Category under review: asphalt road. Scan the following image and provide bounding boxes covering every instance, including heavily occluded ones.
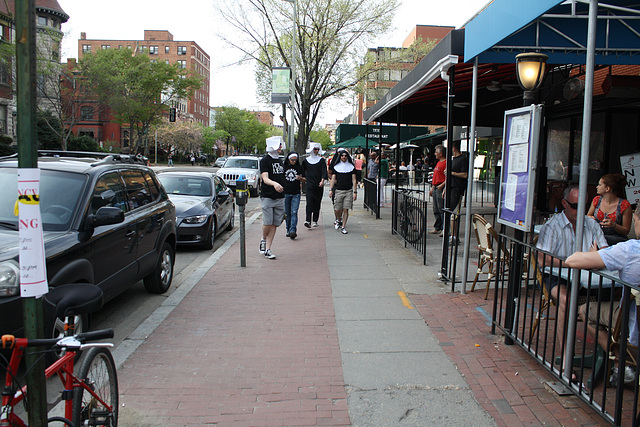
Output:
[92,164,262,347]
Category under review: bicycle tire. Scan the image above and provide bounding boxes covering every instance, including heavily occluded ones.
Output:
[72,347,119,427]
[404,205,426,244]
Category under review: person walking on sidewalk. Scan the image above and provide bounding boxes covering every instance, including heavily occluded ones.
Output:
[259,136,285,259]
[302,142,328,229]
[377,152,389,207]
[428,144,446,236]
[329,148,347,228]
[283,151,304,239]
[329,150,357,234]
[446,140,468,243]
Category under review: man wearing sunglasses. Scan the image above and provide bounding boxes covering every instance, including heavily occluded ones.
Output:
[536,184,608,378]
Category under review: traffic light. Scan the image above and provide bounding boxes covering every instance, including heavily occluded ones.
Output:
[169,107,176,122]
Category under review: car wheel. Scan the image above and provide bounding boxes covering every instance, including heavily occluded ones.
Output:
[226,205,235,231]
[203,217,216,250]
[143,242,174,293]
[49,312,88,362]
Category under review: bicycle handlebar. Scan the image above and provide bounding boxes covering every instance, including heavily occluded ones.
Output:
[1,328,114,349]
[399,188,424,194]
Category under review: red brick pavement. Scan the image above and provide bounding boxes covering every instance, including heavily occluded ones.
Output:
[410,292,608,427]
[117,215,350,426]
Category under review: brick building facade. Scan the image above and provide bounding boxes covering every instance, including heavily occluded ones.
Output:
[77,30,210,127]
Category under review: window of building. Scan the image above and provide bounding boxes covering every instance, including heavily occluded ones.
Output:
[177,46,187,55]
[82,45,91,53]
[101,45,110,50]
[37,16,47,26]
[149,46,158,54]
[118,45,123,49]
[0,61,9,85]
[165,60,170,65]
[81,106,94,120]
[0,105,6,135]
[138,46,146,53]
[165,46,170,54]
[177,60,186,69]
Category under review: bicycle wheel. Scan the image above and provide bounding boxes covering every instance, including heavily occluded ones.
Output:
[72,347,118,427]
[404,205,426,244]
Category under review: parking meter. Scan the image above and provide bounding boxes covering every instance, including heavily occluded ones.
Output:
[236,175,248,266]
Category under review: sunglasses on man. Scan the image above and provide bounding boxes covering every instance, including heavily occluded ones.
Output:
[563,199,579,209]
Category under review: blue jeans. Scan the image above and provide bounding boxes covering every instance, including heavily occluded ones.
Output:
[284,193,301,232]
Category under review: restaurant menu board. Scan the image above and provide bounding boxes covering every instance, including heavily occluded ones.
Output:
[497,105,543,232]
[620,152,640,206]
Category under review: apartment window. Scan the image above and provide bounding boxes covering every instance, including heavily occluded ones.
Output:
[0,61,9,85]
[82,45,91,53]
[139,46,146,53]
[177,46,187,55]
[165,60,170,65]
[101,45,110,50]
[165,46,170,54]
[118,45,123,49]
[37,16,47,26]
[81,106,94,120]
[149,46,158,55]
[177,60,186,69]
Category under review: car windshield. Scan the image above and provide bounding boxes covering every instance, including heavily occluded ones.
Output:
[224,158,258,169]
[159,175,212,197]
[0,168,86,231]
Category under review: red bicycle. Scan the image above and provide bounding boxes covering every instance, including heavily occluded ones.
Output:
[1,284,118,426]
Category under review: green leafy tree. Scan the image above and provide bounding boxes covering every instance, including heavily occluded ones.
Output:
[80,48,203,155]
[214,106,269,154]
[309,127,331,150]
[37,111,63,150]
[216,0,399,154]
[67,135,105,152]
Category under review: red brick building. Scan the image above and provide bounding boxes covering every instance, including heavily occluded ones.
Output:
[356,25,454,125]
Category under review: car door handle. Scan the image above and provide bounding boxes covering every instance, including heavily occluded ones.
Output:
[125,230,136,238]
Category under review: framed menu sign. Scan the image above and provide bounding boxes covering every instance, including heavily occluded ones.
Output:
[497,104,543,232]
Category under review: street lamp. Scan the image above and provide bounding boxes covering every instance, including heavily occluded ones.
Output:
[515,52,548,102]
[283,0,297,152]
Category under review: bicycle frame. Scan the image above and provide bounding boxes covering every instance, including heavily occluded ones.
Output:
[1,337,113,427]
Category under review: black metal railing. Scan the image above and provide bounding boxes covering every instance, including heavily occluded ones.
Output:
[492,235,640,426]
[391,188,429,264]
[363,178,378,216]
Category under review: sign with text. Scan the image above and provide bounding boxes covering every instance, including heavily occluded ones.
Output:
[497,105,543,232]
[17,168,48,297]
[271,67,291,104]
[620,152,640,205]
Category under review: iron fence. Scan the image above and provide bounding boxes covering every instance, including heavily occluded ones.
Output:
[391,188,429,264]
[491,234,640,426]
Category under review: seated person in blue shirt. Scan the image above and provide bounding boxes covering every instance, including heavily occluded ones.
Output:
[566,205,640,387]
[536,185,608,379]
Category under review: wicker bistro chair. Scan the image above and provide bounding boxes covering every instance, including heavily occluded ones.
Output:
[470,214,511,300]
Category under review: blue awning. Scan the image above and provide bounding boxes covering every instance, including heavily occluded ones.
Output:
[464,0,565,62]
[464,0,640,65]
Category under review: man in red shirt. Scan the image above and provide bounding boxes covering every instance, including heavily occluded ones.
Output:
[428,144,446,235]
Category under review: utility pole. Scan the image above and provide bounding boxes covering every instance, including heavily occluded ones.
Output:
[16,0,48,424]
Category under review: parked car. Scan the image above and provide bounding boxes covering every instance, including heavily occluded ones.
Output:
[0,152,177,338]
[215,155,261,196]
[214,156,229,168]
[157,171,235,249]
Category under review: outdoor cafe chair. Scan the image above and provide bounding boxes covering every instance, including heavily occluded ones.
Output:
[470,214,510,300]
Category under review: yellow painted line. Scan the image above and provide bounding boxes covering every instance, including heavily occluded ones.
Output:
[364,234,368,238]
[397,291,414,309]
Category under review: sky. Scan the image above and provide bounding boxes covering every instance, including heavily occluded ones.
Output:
[57,0,490,126]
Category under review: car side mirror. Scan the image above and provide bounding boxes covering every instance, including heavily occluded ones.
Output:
[87,206,125,228]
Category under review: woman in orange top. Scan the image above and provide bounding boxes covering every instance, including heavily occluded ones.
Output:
[587,173,631,245]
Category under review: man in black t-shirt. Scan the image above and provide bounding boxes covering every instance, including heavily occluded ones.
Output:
[328,151,357,234]
[282,151,304,239]
[259,136,286,259]
[446,140,468,243]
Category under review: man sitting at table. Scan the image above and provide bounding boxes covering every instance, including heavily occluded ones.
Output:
[566,205,640,386]
[536,185,608,378]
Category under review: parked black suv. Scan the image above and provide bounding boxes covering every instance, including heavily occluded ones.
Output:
[0,152,177,338]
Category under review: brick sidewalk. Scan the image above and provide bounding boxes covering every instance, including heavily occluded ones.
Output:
[117,214,350,426]
[410,292,607,426]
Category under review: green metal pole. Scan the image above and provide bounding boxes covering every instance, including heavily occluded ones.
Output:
[16,0,48,424]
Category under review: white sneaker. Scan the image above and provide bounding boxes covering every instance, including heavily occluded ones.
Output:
[312,222,318,227]
[259,239,266,255]
[341,227,348,234]
[304,221,311,228]
[334,220,342,230]
[264,249,276,259]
